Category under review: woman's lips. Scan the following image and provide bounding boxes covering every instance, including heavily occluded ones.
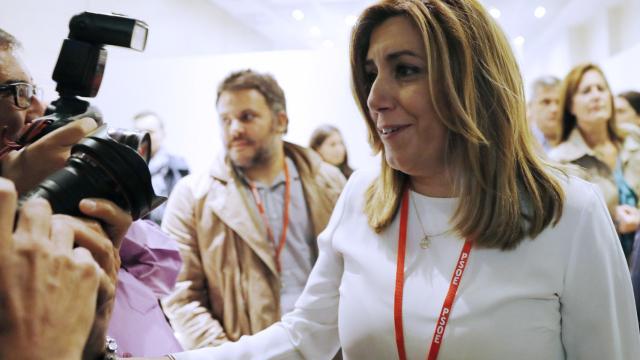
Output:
[378,124,411,137]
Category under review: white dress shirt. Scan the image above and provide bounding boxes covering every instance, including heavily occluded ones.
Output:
[174,168,640,360]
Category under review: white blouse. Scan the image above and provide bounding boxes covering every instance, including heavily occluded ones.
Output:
[174,169,640,360]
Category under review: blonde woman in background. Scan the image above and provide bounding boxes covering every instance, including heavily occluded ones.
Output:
[137,1,639,359]
[550,64,640,260]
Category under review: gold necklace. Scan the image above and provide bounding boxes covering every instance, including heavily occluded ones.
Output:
[410,192,451,249]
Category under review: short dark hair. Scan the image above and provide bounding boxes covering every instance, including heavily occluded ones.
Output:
[0,28,21,51]
[619,91,640,116]
[216,69,287,115]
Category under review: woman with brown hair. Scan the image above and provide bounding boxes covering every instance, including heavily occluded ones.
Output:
[549,63,640,260]
[309,124,354,179]
[140,1,639,359]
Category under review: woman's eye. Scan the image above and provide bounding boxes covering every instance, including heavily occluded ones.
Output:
[396,64,421,78]
[364,71,377,89]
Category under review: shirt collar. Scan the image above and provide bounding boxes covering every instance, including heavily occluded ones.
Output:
[551,128,597,163]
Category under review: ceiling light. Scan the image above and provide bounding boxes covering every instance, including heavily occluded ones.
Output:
[513,36,525,46]
[292,9,304,21]
[310,26,322,37]
[534,6,546,18]
[489,8,501,19]
[322,40,334,48]
[345,15,358,26]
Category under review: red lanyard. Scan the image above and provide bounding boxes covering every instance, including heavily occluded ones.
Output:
[394,189,472,360]
[248,159,290,273]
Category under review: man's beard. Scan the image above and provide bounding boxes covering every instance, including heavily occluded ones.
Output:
[228,136,276,170]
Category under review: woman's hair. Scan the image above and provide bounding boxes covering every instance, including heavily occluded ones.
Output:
[350,0,564,250]
[558,63,621,143]
[309,124,354,178]
[619,91,640,116]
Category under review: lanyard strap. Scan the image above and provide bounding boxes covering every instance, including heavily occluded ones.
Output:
[248,159,290,273]
[394,189,472,360]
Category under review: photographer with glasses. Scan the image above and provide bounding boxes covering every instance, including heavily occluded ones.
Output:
[0,28,138,360]
[1,27,184,358]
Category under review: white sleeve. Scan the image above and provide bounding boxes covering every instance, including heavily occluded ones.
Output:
[171,174,352,360]
[561,183,640,359]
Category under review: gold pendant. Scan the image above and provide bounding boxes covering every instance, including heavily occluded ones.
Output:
[419,236,430,249]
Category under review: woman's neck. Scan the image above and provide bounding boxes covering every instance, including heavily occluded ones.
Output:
[579,123,610,148]
[409,169,455,198]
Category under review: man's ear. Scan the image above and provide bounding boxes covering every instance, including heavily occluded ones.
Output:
[275,111,288,134]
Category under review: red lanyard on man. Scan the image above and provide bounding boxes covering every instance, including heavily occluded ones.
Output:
[394,188,473,360]
[248,159,291,273]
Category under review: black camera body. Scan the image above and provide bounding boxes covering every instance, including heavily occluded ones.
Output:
[18,12,165,220]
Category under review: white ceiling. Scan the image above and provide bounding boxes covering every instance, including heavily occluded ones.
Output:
[206,0,573,51]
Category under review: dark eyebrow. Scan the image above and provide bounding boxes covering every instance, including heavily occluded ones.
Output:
[387,50,423,61]
[365,50,424,67]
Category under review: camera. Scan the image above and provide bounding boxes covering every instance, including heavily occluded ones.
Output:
[15,12,165,220]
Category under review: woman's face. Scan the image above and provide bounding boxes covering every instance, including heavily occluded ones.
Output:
[571,69,613,133]
[365,16,447,178]
[316,131,346,166]
[615,96,640,127]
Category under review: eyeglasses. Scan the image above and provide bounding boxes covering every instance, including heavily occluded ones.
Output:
[0,82,44,110]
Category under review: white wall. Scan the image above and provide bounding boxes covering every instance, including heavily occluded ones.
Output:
[520,0,640,95]
[1,0,273,85]
[95,49,372,174]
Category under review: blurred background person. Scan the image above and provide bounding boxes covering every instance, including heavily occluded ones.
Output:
[615,91,640,127]
[527,76,561,152]
[550,63,640,260]
[309,124,354,179]
[133,111,189,225]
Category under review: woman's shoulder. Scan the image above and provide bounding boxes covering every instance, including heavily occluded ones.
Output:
[345,166,380,188]
[555,173,606,216]
[333,166,380,211]
[548,128,594,164]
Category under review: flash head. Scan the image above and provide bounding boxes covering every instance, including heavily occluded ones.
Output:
[52,12,148,98]
[69,12,149,51]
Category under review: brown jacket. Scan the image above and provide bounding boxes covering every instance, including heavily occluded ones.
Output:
[549,127,640,215]
[161,142,346,349]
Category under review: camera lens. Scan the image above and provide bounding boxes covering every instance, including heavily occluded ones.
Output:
[21,125,165,220]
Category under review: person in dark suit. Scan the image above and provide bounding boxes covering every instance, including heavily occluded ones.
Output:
[133,111,189,225]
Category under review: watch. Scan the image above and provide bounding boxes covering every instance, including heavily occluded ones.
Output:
[103,336,118,360]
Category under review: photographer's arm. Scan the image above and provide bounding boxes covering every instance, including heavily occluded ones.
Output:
[161,178,231,348]
[0,117,97,194]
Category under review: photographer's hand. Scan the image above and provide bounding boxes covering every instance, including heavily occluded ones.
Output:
[0,178,104,360]
[0,117,98,194]
[54,198,132,360]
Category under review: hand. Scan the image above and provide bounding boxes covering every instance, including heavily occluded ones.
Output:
[0,117,98,195]
[55,198,132,360]
[0,178,103,360]
[615,204,640,234]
